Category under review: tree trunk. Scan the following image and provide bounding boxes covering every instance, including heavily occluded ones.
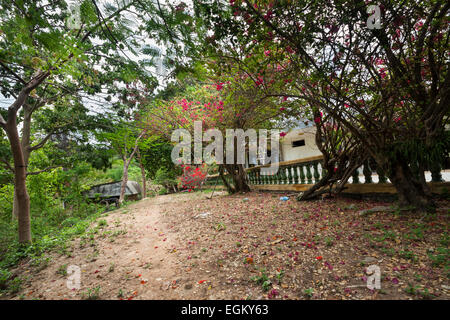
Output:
[5,118,31,243]
[383,158,435,212]
[117,130,146,205]
[136,148,146,198]
[0,71,49,242]
[234,164,251,192]
[298,168,334,200]
[12,105,32,220]
[418,162,432,196]
[223,164,251,193]
[219,165,235,194]
[118,158,130,205]
[12,193,19,221]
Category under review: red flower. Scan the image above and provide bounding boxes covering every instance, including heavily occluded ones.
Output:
[280,132,287,137]
[315,256,323,260]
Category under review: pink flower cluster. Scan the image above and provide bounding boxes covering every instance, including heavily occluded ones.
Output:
[179,163,208,191]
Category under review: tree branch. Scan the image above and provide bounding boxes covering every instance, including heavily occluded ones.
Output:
[7,71,50,118]
[26,166,61,176]
[0,158,14,173]
[127,129,147,165]
[0,114,6,128]
[28,130,55,152]
[0,59,27,85]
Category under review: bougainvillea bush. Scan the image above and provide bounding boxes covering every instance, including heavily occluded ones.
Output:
[178,163,208,191]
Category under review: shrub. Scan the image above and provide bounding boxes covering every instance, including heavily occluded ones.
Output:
[0,268,11,290]
[0,268,21,295]
[0,184,14,221]
[178,163,207,191]
[61,217,81,228]
[158,187,168,195]
[154,168,178,191]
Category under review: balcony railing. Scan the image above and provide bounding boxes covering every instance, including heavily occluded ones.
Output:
[205,155,449,194]
[246,155,325,185]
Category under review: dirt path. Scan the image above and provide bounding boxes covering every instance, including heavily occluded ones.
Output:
[11,192,450,300]
[14,193,217,300]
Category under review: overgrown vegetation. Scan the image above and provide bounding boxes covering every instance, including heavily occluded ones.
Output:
[0,0,448,301]
[0,158,146,296]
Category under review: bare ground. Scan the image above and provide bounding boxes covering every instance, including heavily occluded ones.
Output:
[8,191,450,300]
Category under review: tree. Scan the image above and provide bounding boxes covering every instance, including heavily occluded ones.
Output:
[185,0,449,211]
[136,147,147,198]
[99,123,147,205]
[139,138,180,181]
[141,76,296,193]
[0,0,159,242]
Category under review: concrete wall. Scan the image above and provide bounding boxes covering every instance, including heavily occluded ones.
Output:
[280,126,322,161]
